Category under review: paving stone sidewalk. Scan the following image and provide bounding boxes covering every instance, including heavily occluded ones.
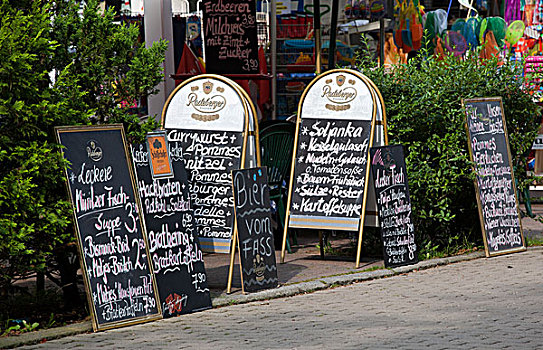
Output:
[2,204,542,349]
[16,248,543,349]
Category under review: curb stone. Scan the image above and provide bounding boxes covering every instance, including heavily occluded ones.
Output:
[2,247,540,349]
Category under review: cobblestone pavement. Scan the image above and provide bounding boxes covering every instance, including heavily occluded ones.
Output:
[22,249,543,349]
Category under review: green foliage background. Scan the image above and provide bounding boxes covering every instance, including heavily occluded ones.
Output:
[0,0,167,295]
[357,48,540,257]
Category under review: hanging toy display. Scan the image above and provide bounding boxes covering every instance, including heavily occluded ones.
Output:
[394,0,424,53]
[506,20,527,45]
[444,31,469,56]
[370,0,387,20]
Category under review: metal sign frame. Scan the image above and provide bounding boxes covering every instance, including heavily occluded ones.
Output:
[161,74,261,293]
[279,69,387,268]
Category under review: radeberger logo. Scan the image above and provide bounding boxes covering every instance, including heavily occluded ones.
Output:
[187,80,226,121]
[322,74,357,111]
[86,140,103,162]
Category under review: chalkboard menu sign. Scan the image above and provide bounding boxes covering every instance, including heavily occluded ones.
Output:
[463,98,526,256]
[289,118,372,223]
[286,70,376,232]
[166,129,243,253]
[232,167,278,293]
[131,136,212,318]
[56,125,161,331]
[202,0,260,74]
[370,145,417,268]
[163,75,255,253]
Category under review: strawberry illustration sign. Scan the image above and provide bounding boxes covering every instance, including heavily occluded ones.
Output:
[202,0,260,74]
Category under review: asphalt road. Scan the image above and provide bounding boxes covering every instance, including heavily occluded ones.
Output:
[22,249,543,349]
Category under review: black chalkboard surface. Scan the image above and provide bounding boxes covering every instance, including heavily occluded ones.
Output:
[202,0,260,74]
[289,118,372,230]
[232,167,278,293]
[370,145,417,268]
[463,98,526,256]
[131,139,212,318]
[167,129,243,253]
[56,125,161,331]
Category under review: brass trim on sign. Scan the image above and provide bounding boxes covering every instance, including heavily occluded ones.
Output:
[279,69,381,266]
[462,97,526,257]
[54,124,162,332]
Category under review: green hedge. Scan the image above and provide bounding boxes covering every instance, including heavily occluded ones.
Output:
[0,0,166,297]
[357,49,540,257]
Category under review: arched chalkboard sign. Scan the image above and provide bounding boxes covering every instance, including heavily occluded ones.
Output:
[281,69,384,267]
[161,75,260,254]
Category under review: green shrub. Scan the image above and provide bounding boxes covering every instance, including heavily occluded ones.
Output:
[357,46,540,258]
[0,0,166,301]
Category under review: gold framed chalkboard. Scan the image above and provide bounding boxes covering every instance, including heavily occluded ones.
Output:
[463,97,526,257]
[356,75,390,267]
[161,74,260,255]
[161,74,262,293]
[56,124,162,331]
[280,69,386,268]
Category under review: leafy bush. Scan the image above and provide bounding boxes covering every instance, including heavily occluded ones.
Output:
[0,0,166,303]
[357,46,540,257]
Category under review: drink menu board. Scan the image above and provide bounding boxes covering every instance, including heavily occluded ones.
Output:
[131,135,212,318]
[370,145,417,268]
[202,0,260,74]
[463,98,526,256]
[232,167,278,293]
[166,129,243,253]
[56,125,161,331]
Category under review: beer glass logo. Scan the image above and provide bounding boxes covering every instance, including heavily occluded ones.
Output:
[86,140,103,162]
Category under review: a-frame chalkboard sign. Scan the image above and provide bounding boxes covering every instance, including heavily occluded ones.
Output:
[462,97,526,257]
[280,69,388,268]
[370,145,418,268]
[56,125,162,331]
[161,74,260,255]
[130,132,212,318]
[231,167,279,294]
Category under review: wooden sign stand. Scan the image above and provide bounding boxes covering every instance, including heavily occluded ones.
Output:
[56,124,162,331]
[279,69,389,268]
[462,97,526,257]
[160,74,261,294]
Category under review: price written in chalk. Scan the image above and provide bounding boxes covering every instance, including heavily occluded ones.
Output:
[57,127,161,330]
[202,0,260,74]
[131,141,212,318]
[464,98,525,255]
